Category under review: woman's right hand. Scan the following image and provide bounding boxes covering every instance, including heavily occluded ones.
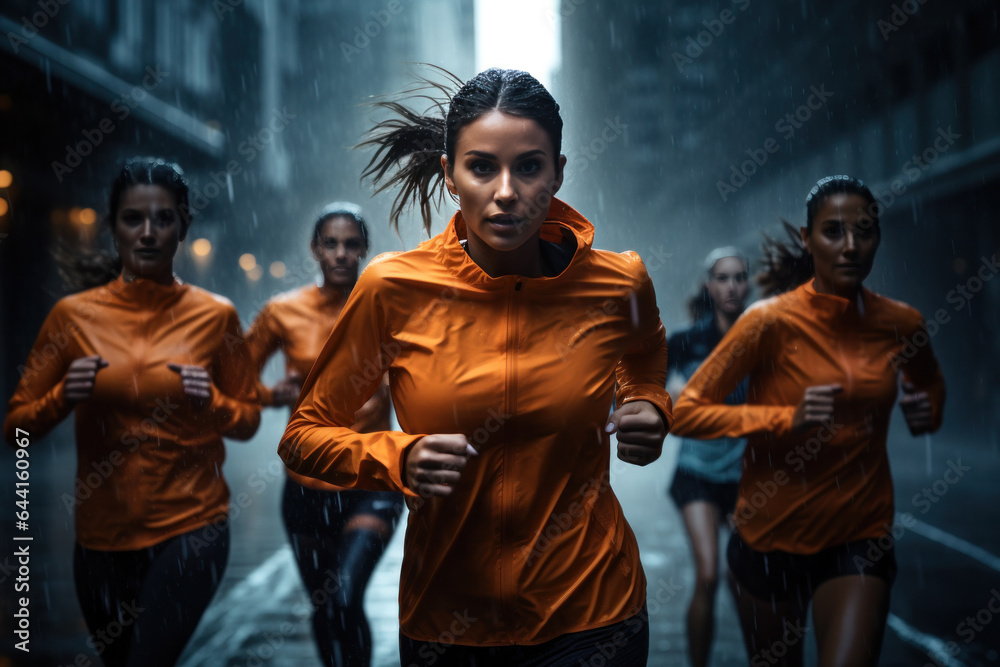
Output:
[63,355,108,405]
[270,372,303,406]
[404,434,477,498]
[791,384,842,433]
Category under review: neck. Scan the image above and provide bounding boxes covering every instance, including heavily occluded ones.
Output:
[122,268,174,286]
[714,308,740,335]
[811,274,862,301]
[465,234,544,279]
[319,280,353,301]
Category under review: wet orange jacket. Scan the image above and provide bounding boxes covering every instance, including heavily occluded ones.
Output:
[4,276,260,550]
[672,279,945,554]
[247,284,347,407]
[279,199,673,645]
[246,284,390,492]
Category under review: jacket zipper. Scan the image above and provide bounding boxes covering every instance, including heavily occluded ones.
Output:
[500,278,522,642]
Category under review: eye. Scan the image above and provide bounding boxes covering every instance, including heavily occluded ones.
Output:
[823,224,844,238]
[155,209,177,226]
[518,159,541,175]
[471,160,494,175]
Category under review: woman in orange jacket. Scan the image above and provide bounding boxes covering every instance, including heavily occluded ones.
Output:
[672,175,945,666]
[277,68,673,665]
[4,158,260,666]
[246,202,401,667]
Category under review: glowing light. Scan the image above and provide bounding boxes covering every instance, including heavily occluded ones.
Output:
[0,199,8,216]
[239,253,257,271]
[68,207,82,224]
[0,170,12,188]
[192,238,212,257]
[269,261,286,278]
[247,265,264,281]
[79,208,97,225]
[475,0,561,90]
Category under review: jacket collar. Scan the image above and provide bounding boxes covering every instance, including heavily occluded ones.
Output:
[103,273,186,309]
[799,278,870,323]
[434,197,594,287]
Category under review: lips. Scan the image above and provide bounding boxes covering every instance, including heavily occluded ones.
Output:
[488,214,522,225]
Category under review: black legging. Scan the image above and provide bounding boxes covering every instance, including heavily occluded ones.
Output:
[282,478,403,667]
[73,520,230,666]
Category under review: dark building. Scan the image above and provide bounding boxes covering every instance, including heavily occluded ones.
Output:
[556,0,1000,442]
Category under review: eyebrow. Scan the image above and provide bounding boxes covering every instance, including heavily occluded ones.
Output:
[464,149,547,160]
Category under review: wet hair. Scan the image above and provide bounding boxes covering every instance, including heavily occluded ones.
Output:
[756,175,879,297]
[310,201,370,251]
[57,157,191,291]
[358,66,563,234]
[687,248,750,322]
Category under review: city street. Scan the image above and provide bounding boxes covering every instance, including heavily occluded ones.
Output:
[2,407,998,666]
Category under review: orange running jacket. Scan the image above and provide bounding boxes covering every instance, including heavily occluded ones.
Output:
[246,283,390,491]
[4,276,260,550]
[672,279,945,554]
[278,199,674,645]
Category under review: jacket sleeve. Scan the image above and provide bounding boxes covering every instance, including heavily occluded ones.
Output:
[899,313,946,433]
[3,302,78,445]
[208,305,261,440]
[245,302,283,406]
[672,303,796,439]
[614,254,674,429]
[278,265,423,494]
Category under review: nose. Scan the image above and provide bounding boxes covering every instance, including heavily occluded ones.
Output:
[139,218,156,243]
[494,169,517,206]
[843,230,858,256]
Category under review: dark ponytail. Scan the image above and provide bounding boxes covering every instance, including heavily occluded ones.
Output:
[358,66,563,234]
[756,175,879,296]
[56,157,192,291]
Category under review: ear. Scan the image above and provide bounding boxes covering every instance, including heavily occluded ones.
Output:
[551,154,568,195]
[441,154,457,195]
[799,226,811,254]
[179,224,188,243]
[310,239,322,262]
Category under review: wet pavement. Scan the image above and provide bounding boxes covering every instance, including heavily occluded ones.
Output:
[1,408,999,666]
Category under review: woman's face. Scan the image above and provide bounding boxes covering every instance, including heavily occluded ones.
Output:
[114,184,186,284]
[705,256,749,316]
[442,111,566,268]
[801,192,880,298]
[311,215,366,287]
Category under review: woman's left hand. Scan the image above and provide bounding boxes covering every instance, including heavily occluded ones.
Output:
[899,382,934,435]
[168,363,213,409]
[607,400,668,466]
